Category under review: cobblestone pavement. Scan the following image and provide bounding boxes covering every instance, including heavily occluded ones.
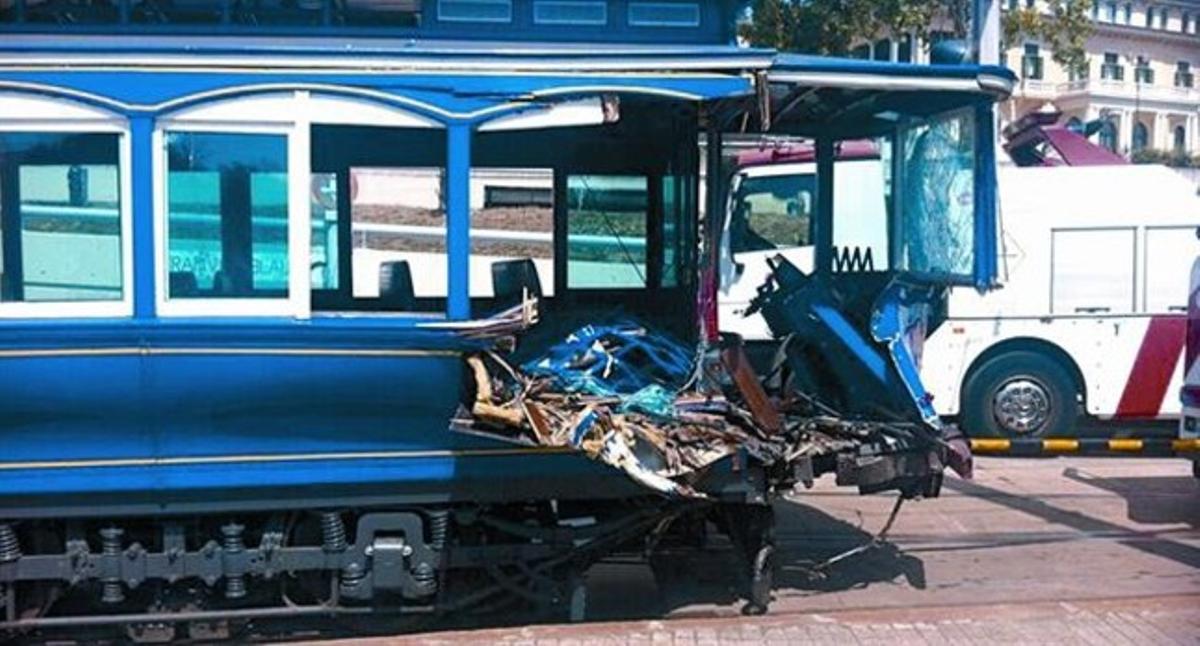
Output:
[315,456,1200,645]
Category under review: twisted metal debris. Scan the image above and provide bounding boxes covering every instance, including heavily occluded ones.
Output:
[455,319,952,498]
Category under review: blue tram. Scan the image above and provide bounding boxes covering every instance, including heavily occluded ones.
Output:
[0,1,1015,636]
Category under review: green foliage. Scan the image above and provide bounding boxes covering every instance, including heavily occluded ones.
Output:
[1001,5,1041,50]
[1130,148,1200,168]
[742,0,1093,66]
[740,0,957,56]
[1041,0,1093,74]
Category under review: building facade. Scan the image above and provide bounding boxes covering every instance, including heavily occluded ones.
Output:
[1003,0,1200,159]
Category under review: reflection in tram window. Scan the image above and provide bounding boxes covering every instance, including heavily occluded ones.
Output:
[566,174,648,289]
[0,132,123,303]
[470,168,554,300]
[348,167,446,305]
[165,132,289,299]
[310,172,340,291]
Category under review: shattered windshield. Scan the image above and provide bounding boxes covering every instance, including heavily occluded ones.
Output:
[897,109,977,278]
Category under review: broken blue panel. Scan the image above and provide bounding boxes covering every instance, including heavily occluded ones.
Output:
[522,321,693,397]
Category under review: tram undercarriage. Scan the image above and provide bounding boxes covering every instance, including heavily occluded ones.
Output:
[0,463,939,642]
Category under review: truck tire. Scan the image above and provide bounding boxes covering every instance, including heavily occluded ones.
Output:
[961,350,1079,439]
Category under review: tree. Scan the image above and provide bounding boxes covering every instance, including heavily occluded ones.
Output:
[740,0,968,56]
[742,0,1093,66]
[1041,0,1093,77]
[739,0,799,52]
[1001,4,1041,50]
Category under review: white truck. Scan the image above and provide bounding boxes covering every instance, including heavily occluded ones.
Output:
[720,147,1200,438]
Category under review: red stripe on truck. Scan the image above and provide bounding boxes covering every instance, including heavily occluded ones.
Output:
[1114,316,1187,419]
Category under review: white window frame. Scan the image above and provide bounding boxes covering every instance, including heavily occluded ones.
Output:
[0,99,133,319]
[533,1,607,25]
[154,90,444,319]
[437,0,512,23]
[154,121,308,318]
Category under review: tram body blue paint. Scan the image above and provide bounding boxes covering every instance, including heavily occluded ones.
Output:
[0,18,1014,515]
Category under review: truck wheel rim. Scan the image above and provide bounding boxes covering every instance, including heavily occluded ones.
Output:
[992,378,1051,436]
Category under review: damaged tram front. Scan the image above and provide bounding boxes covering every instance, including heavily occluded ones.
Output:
[0,33,1014,636]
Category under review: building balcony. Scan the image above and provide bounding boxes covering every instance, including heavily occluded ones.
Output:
[1012,78,1059,100]
[1057,78,1200,106]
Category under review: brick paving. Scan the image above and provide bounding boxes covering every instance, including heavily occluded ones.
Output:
[366,595,1200,645]
[309,456,1200,645]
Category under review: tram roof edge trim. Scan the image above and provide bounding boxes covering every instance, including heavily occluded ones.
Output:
[0,35,777,73]
[769,54,1017,99]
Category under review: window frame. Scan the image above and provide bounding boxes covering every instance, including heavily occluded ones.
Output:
[154,120,310,318]
[0,120,134,319]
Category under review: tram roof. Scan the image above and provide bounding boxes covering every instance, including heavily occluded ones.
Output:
[0,36,1016,127]
[0,36,1014,89]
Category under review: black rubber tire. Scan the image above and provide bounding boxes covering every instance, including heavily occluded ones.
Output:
[961,350,1079,439]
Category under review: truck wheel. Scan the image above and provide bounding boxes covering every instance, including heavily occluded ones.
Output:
[962,351,1078,439]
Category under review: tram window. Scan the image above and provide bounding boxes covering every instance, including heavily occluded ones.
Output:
[831,146,891,272]
[349,167,447,306]
[566,175,648,289]
[437,0,512,22]
[897,110,976,278]
[0,132,123,304]
[470,168,554,298]
[661,174,694,288]
[165,132,289,299]
[344,0,422,26]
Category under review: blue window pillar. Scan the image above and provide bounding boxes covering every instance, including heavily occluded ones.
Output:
[131,113,156,319]
[446,122,472,320]
[973,103,998,290]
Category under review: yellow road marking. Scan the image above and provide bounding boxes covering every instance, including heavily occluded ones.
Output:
[1173,438,1200,453]
[1041,439,1080,452]
[1107,439,1144,452]
[970,439,1011,453]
